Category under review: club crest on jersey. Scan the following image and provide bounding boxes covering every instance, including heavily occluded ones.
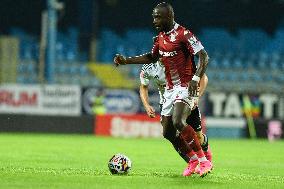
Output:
[169,33,177,42]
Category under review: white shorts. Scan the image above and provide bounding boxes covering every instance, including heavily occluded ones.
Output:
[161,86,198,116]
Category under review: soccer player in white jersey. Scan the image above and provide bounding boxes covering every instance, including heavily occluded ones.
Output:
[139,61,212,167]
[114,2,212,176]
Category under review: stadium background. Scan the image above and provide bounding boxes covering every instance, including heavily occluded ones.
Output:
[0,0,283,139]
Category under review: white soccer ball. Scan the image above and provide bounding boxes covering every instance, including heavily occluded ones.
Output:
[108,153,132,174]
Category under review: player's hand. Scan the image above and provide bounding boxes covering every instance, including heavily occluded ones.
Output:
[188,80,199,97]
[145,105,156,118]
[113,54,127,66]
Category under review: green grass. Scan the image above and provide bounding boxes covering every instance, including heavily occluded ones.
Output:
[0,133,284,189]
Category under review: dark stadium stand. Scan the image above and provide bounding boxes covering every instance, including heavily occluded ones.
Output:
[7,27,284,93]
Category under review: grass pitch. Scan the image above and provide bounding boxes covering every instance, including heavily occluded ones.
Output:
[0,133,283,189]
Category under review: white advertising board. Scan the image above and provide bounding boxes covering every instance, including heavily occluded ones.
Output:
[0,84,81,116]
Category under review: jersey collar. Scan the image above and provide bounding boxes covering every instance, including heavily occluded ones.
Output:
[165,22,179,35]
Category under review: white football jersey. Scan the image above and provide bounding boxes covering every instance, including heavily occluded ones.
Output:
[140,62,166,104]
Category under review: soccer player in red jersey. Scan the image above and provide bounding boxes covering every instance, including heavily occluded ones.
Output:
[114,2,212,177]
[139,62,212,166]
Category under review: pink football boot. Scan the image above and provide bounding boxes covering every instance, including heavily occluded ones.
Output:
[199,160,213,177]
[183,159,199,176]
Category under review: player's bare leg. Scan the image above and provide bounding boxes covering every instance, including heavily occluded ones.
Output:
[196,131,212,162]
[172,102,212,177]
[186,107,212,161]
[194,131,213,174]
[186,107,213,168]
[194,130,212,163]
[161,116,190,163]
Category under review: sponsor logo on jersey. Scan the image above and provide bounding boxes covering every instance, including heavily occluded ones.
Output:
[159,50,177,57]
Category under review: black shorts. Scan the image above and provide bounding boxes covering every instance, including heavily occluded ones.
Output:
[160,104,202,132]
[186,107,202,132]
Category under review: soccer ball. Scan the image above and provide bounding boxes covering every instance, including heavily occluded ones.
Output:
[108,153,132,174]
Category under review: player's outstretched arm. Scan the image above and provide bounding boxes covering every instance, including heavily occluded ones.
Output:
[114,53,157,66]
[139,84,156,118]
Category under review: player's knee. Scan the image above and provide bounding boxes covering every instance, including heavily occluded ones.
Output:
[172,118,185,131]
[161,116,169,127]
[161,118,176,142]
[162,130,175,142]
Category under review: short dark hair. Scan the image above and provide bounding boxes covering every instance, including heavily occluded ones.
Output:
[156,2,172,9]
[155,2,174,17]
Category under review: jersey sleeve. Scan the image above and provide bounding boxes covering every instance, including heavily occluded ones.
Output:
[151,36,159,60]
[140,68,150,86]
[182,30,204,55]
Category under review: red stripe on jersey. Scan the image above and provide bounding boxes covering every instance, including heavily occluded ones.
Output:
[163,59,174,88]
